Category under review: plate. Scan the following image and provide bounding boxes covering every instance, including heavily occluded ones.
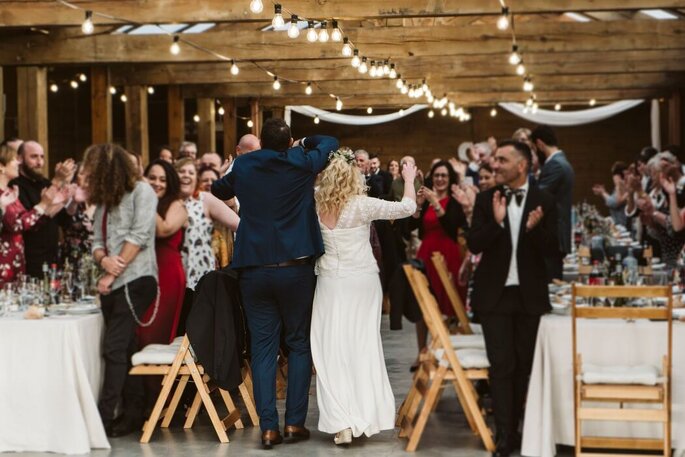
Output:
[65,304,100,315]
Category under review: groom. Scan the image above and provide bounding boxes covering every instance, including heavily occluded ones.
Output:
[212,119,339,449]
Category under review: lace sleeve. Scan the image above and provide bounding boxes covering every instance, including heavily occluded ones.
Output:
[359,196,416,224]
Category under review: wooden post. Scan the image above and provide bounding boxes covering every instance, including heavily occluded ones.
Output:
[220,98,237,158]
[668,89,681,147]
[0,68,4,142]
[250,98,262,136]
[167,85,184,153]
[91,66,112,144]
[197,98,216,154]
[16,66,49,168]
[124,85,149,165]
[271,107,284,120]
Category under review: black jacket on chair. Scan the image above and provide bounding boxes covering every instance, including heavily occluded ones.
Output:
[467,185,558,315]
[186,268,247,391]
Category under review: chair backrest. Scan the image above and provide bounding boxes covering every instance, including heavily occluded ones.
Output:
[431,251,473,334]
[571,284,673,384]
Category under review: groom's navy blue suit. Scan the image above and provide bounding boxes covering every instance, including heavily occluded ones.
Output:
[212,135,339,431]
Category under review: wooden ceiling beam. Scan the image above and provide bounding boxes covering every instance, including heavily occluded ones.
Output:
[3,20,685,65]
[1,1,683,27]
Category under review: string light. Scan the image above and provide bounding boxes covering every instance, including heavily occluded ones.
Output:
[395,77,403,89]
[341,37,353,57]
[589,98,596,106]
[249,0,264,14]
[272,76,281,90]
[306,21,318,42]
[170,36,181,55]
[350,49,361,67]
[247,119,254,128]
[218,106,225,115]
[78,73,87,82]
[147,86,155,95]
[287,15,300,38]
[399,108,405,115]
[523,76,534,92]
[335,97,343,111]
[383,61,390,76]
[109,86,116,95]
[367,107,373,114]
[358,57,368,74]
[421,79,429,92]
[70,80,78,89]
[554,103,562,111]
[531,102,539,113]
[314,115,320,124]
[50,83,58,93]
[331,20,342,42]
[508,44,521,65]
[497,7,510,30]
[81,10,94,34]
[400,83,408,94]
[389,65,398,79]
[516,62,525,76]
[490,108,498,117]
[121,94,128,103]
[272,4,285,28]
[428,110,435,118]
[319,21,329,42]
[305,82,313,95]
[368,61,376,77]
[441,108,448,116]
[526,96,534,107]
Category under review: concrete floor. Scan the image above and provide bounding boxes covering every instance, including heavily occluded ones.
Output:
[13,319,506,457]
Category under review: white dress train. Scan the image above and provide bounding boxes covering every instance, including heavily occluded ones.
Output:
[311,195,416,437]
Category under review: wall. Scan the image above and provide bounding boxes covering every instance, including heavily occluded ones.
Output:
[291,103,653,205]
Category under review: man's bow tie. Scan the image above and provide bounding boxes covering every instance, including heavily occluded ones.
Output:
[504,187,526,206]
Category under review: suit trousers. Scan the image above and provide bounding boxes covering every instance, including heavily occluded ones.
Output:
[240,264,316,431]
[98,275,156,426]
[479,286,541,438]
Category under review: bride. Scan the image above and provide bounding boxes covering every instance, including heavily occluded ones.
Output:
[311,148,417,445]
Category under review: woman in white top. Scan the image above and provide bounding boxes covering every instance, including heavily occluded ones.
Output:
[311,149,417,445]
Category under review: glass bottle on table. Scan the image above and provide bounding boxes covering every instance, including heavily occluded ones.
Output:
[622,247,639,285]
[589,261,602,286]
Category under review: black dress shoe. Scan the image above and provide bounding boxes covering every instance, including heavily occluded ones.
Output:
[283,425,310,442]
[492,433,513,457]
[108,417,142,438]
[261,430,283,449]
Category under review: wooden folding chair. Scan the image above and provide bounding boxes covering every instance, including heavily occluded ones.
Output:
[577,246,592,276]
[397,264,495,452]
[431,251,478,335]
[129,335,258,443]
[572,285,672,457]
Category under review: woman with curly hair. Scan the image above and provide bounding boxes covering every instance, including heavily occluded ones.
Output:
[311,148,417,445]
[85,143,159,437]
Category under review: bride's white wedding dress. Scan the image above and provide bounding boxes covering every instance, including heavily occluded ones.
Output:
[311,195,416,437]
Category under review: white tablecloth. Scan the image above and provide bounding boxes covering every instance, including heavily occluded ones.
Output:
[522,314,684,457]
[0,312,110,454]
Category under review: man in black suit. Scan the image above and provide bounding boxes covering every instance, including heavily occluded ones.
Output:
[531,125,574,281]
[370,153,393,197]
[467,140,558,457]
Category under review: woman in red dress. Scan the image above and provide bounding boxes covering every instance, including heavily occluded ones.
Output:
[138,159,187,346]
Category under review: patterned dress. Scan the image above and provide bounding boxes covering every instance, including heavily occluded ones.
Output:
[182,192,216,290]
[60,203,95,270]
[0,200,46,285]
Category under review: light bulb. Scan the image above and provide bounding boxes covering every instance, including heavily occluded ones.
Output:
[441,108,448,116]
[82,10,94,35]
[428,110,434,118]
[351,49,360,67]
[526,97,534,107]
[319,21,329,42]
[218,106,225,116]
[416,87,424,98]
[421,80,428,92]
[306,21,318,42]
[358,57,368,74]
[314,115,320,124]
[305,82,312,95]
[193,114,199,122]
[50,83,58,93]
[399,108,405,115]
[389,64,397,79]
[367,107,373,114]
[523,77,534,92]
[230,61,240,75]
[508,44,521,65]
[383,61,390,75]
[341,37,353,57]
[554,103,562,111]
[331,20,342,42]
[432,100,440,108]
[78,73,87,82]
[408,86,415,98]
[427,94,434,103]
[490,108,497,117]
[369,62,377,77]
[272,4,285,27]
[516,62,526,76]
[70,80,78,89]
[273,76,281,90]
[288,15,300,38]
[147,86,155,95]
[531,103,539,113]
[247,119,254,128]
[121,94,128,103]
[395,78,403,89]
[401,85,408,94]
[249,0,264,14]
[336,98,343,111]
[497,7,510,30]
[109,86,116,95]
[170,36,181,55]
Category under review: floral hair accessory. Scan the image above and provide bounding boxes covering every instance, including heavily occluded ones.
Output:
[330,147,355,165]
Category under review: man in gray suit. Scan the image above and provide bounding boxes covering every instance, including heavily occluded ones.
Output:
[531,126,575,281]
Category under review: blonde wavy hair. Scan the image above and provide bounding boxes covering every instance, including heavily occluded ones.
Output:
[315,148,367,217]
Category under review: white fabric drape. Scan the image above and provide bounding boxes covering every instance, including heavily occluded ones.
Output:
[498,100,644,127]
[651,99,661,150]
[286,105,428,126]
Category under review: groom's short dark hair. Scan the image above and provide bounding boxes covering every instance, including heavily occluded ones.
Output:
[261,118,291,152]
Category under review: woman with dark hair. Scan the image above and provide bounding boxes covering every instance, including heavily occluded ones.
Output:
[592,161,628,226]
[85,143,158,437]
[198,165,220,192]
[61,163,96,270]
[139,159,188,347]
[386,159,400,181]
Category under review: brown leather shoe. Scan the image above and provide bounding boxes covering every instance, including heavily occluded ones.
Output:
[283,425,310,442]
[261,430,283,449]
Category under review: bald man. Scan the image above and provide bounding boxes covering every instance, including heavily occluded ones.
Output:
[226,134,261,175]
[391,155,422,202]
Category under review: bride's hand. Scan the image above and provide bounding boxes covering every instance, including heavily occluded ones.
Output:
[401,162,417,183]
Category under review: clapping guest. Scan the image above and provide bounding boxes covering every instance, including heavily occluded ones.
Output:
[197,165,232,267]
[86,144,158,437]
[139,160,187,347]
[61,164,96,269]
[174,158,239,335]
[592,162,628,226]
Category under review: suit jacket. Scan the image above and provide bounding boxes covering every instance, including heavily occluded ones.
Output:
[537,151,574,254]
[366,173,386,199]
[211,135,339,268]
[467,185,558,315]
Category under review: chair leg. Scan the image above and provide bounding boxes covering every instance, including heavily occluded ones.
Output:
[184,391,203,429]
[218,388,244,429]
[186,359,229,443]
[161,375,189,428]
[406,366,446,452]
[239,381,259,426]
[452,379,478,434]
